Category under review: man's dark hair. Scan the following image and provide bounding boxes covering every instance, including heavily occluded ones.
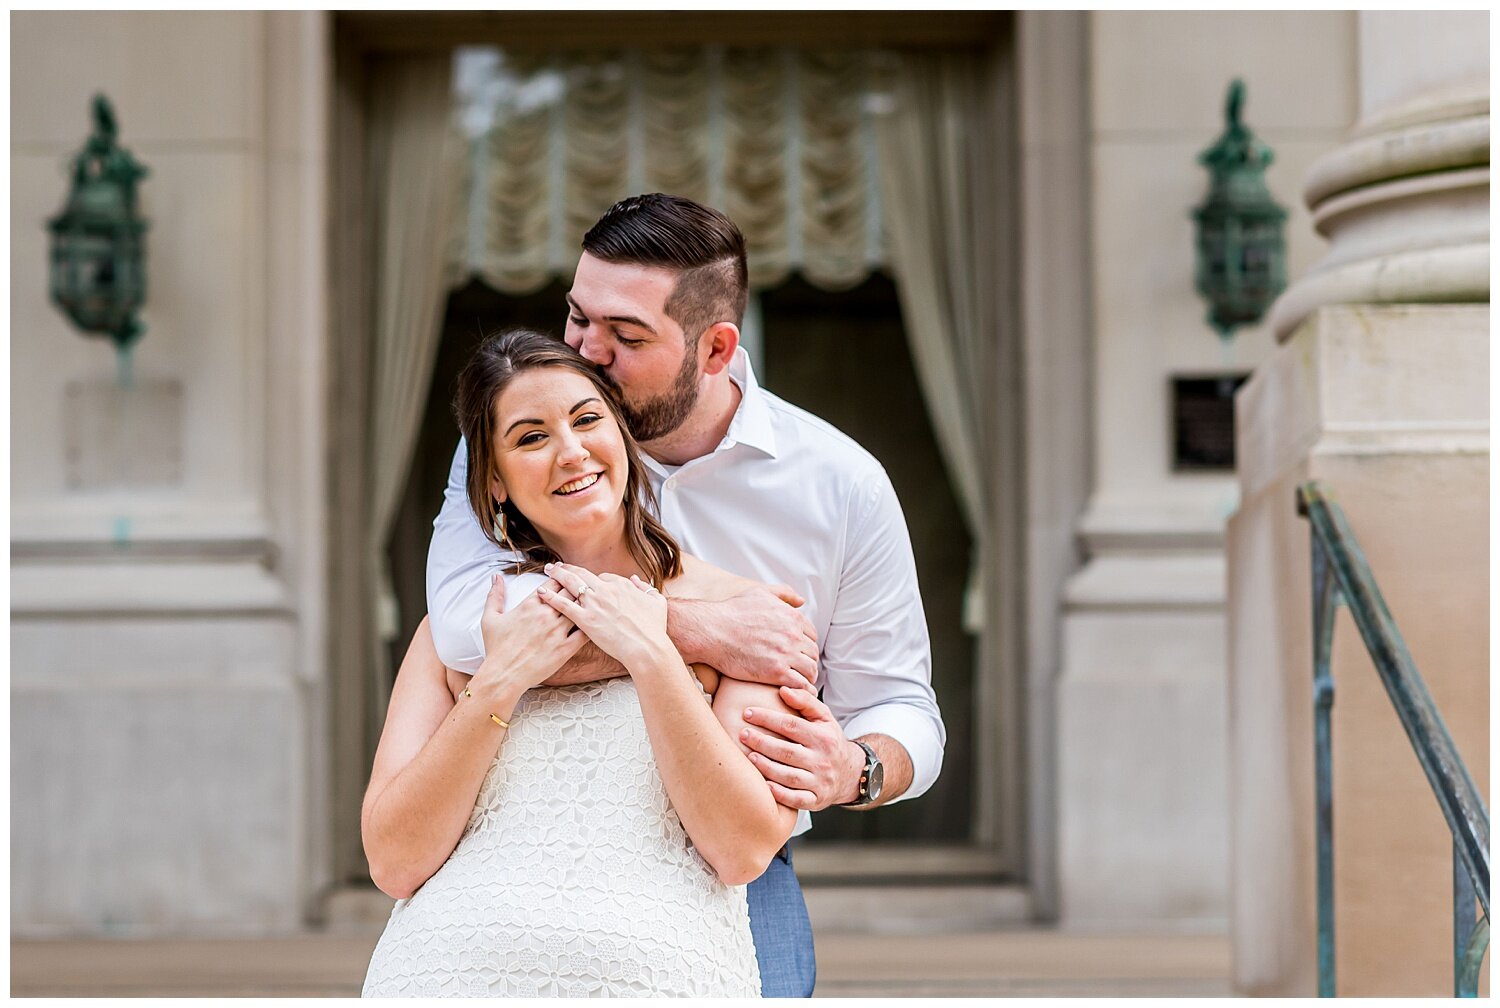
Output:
[582,193,749,344]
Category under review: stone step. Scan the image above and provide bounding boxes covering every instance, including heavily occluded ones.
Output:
[12,929,1233,997]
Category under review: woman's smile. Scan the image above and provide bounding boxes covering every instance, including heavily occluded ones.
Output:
[554,471,602,496]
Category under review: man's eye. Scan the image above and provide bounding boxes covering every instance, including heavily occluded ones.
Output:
[568,315,588,328]
[615,333,644,347]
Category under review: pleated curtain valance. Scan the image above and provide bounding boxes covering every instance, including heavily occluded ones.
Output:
[447,46,896,294]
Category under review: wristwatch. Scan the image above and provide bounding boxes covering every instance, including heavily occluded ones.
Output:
[838,739,884,807]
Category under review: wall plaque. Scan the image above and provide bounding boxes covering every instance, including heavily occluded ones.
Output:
[64,377,182,491]
[1172,373,1249,472]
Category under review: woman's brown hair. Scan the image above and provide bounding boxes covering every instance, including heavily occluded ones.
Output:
[452,327,683,587]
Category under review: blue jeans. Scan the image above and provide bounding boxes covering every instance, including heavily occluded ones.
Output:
[746,844,816,997]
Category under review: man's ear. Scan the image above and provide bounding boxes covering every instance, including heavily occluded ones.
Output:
[701,321,740,377]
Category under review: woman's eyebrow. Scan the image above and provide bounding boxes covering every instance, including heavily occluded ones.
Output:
[504,399,600,436]
[504,417,544,437]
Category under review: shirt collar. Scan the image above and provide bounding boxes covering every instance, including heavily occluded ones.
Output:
[724,347,779,459]
[639,347,779,480]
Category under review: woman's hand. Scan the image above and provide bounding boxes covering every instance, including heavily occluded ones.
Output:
[473,573,587,694]
[537,562,675,673]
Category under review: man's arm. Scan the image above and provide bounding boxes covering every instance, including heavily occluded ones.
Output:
[429,441,815,687]
[427,439,511,673]
[855,733,914,807]
[740,468,945,811]
[544,589,818,687]
[667,588,820,688]
[743,689,915,810]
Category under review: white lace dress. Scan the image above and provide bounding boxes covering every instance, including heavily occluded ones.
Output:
[361,678,762,998]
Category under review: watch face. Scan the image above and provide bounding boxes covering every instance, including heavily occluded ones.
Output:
[866,760,884,800]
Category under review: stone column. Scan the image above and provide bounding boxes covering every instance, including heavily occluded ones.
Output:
[10,12,331,936]
[1228,11,1488,996]
[1268,12,1488,339]
[1055,11,1354,929]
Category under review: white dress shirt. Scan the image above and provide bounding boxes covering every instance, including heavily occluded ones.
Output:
[426,348,945,831]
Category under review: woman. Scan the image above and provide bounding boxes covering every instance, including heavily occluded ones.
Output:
[360,329,799,997]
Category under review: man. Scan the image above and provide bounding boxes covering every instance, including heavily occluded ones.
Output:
[427,193,944,996]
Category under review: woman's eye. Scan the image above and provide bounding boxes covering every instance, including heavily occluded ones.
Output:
[517,431,545,446]
[574,413,603,428]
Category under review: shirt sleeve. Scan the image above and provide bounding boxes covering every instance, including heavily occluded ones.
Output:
[818,467,946,802]
[425,439,540,673]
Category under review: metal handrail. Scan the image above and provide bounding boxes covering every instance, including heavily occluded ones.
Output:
[1296,481,1489,997]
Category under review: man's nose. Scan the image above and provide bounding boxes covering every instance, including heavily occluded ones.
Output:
[572,327,612,367]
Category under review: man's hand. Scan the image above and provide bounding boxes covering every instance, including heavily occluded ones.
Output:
[740,686,866,811]
[669,584,818,688]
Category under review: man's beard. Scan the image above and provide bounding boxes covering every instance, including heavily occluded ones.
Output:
[609,345,701,443]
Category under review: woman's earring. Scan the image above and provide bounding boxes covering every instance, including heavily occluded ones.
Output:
[496,508,517,554]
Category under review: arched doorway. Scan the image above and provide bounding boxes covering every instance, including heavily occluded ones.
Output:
[328,11,1032,914]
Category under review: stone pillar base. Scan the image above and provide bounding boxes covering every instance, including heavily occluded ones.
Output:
[1227,304,1488,995]
[10,557,310,937]
[1055,553,1230,929]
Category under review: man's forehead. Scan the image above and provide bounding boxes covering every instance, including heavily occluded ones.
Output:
[569,254,676,314]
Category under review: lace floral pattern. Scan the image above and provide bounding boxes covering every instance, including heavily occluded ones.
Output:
[362,679,761,997]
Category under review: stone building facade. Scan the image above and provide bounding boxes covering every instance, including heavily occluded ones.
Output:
[11,12,1486,993]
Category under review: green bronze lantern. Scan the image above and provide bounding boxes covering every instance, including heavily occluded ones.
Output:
[48,94,149,352]
[1192,79,1286,340]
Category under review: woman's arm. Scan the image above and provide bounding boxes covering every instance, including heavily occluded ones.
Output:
[361,581,584,899]
[360,620,522,899]
[538,563,798,885]
[629,657,800,884]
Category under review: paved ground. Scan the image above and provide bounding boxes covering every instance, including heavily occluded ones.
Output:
[12,929,1234,997]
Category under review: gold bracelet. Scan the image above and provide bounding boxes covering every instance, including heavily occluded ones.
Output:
[462,686,508,728]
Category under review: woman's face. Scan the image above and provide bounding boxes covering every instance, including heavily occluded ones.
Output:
[489,366,630,543]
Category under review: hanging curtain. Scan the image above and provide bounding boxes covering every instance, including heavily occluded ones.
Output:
[449,47,888,292]
[365,55,463,708]
[448,44,1001,626]
[873,51,997,632]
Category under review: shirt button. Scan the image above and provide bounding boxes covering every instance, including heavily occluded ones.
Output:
[665,477,677,490]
